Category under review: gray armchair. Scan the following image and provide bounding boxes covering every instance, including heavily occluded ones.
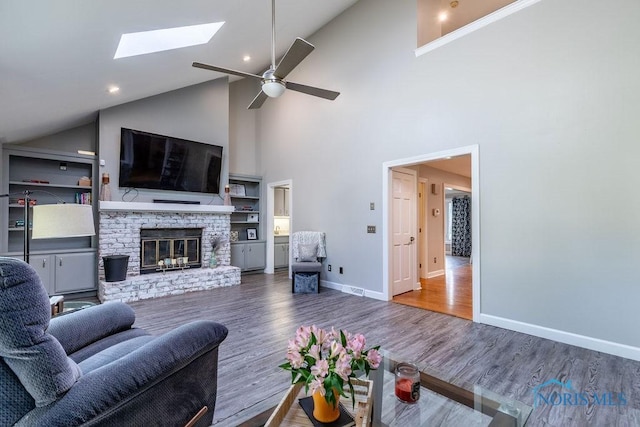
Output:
[290,231,326,293]
[0,257,228,427]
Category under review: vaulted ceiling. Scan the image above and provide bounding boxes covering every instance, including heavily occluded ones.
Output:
[0,0,359,144]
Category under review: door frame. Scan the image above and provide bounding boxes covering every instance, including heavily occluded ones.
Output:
[265,179,293,275]
[382,145,480,321]
[418,178,428,280]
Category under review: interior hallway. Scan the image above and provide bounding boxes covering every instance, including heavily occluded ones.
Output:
[393,256,472,320]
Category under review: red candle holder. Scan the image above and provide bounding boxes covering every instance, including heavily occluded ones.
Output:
[395,362,420,403]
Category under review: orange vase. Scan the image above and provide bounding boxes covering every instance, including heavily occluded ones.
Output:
[312,389,341,423]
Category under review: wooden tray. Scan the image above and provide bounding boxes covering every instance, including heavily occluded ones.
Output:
[265,378,373,427]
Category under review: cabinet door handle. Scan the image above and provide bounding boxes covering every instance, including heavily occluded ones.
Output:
[42,259,46,268]
[59,258,63,267]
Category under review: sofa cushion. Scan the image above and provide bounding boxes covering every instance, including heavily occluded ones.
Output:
[298,243,318,262]
[291,261,322,272]
[0,257,81,407]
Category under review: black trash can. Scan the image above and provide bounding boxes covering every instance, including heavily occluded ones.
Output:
[103,255,129,282]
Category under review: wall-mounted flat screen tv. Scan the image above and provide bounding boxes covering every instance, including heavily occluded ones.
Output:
[119,128,223,194]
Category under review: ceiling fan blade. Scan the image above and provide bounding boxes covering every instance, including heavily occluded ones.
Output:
[192,62,263,81]
[273,38,315,79]
[248,90,269,110]
[286,81,340,100]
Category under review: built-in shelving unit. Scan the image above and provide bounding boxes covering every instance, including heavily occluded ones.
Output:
[1,145,98,295]
[229,174,265,272]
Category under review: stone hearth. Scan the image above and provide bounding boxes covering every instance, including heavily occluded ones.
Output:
[98,201,240,302]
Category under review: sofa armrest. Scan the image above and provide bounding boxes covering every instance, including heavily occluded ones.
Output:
[47,302,136,355]
[17,320,229,427]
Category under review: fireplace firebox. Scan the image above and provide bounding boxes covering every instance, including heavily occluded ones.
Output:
[140,228,202,274]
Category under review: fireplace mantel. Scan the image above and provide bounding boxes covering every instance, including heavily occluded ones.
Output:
[100,201,234,214]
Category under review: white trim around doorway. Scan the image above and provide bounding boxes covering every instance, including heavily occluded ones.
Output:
[382,145,480,321]
[265,179,293,276]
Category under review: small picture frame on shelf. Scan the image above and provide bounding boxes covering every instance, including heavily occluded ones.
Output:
[247,213,259,223]
[229,184,246,196]
[247,228,258,240]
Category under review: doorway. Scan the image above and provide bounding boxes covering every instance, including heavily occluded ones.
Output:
[265,180,292,275]
[382,146,479,321]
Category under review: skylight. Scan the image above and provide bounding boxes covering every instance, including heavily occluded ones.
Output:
[114,22,225,59]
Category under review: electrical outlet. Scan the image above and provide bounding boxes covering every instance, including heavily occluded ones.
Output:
[367,225,376,233]
[328,264,332,272]
[59,162,67,171]
[339,267,344,274]
[370,202,375,210]
[433,257,437,263]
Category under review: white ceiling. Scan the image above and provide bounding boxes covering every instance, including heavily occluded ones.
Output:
[426,155,471,178]
[0,0,359,144]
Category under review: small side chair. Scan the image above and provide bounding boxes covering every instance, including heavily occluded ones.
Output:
[290,231,326,293]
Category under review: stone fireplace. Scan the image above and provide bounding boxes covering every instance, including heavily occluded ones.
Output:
[98,201,240,302]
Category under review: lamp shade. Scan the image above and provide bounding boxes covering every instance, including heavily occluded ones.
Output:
[32,204,95,239]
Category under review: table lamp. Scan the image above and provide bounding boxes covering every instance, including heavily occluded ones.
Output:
[1,191,95,263]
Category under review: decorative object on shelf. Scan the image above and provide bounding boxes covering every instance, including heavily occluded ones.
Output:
[279,325,381,423]
[230,231,239,242]
[229,183,246,196]
[223,185,232,206]
[78,176,91,187]
[1,190,95,262]
[247,213,259,223]
[394,362,420,404]
[99,173,111,201]
[209,234,227,268]
[246,228,258,240]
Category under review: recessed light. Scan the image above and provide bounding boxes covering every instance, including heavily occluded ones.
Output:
[114,22,225,59]
[77,150,96,156]
[107,86,120,94]
[445,156,452,159]
[439,12,448,22]
[243,55,251,62]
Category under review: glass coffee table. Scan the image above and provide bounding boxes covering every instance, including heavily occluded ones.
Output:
[242,349,531,426]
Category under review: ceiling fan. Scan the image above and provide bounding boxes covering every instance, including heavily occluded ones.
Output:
[192,0,340,109]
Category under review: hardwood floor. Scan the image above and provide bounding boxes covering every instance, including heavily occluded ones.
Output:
[393,256,472,320]
[129,272,640,426]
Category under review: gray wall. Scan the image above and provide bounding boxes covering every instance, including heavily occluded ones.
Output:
[98,78,229,203]
[15,123,96,153]
[231,0,640,348]
[229,78,261,175]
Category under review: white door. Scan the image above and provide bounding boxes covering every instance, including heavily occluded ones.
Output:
[391,169,417,296]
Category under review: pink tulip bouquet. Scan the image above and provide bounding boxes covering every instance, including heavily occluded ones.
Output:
[279,325,382,407]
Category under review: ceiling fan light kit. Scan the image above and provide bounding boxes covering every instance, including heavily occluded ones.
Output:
[192,0,340,109]
[262,80,286,98]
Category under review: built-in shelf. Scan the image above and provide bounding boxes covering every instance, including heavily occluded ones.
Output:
[230,195,260,200]
[9,181,92,190]
[2,145,98,296]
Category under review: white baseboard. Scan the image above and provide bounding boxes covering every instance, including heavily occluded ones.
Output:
[427,270,445,279]
[480,314,640,361]
[320,280,387,301]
